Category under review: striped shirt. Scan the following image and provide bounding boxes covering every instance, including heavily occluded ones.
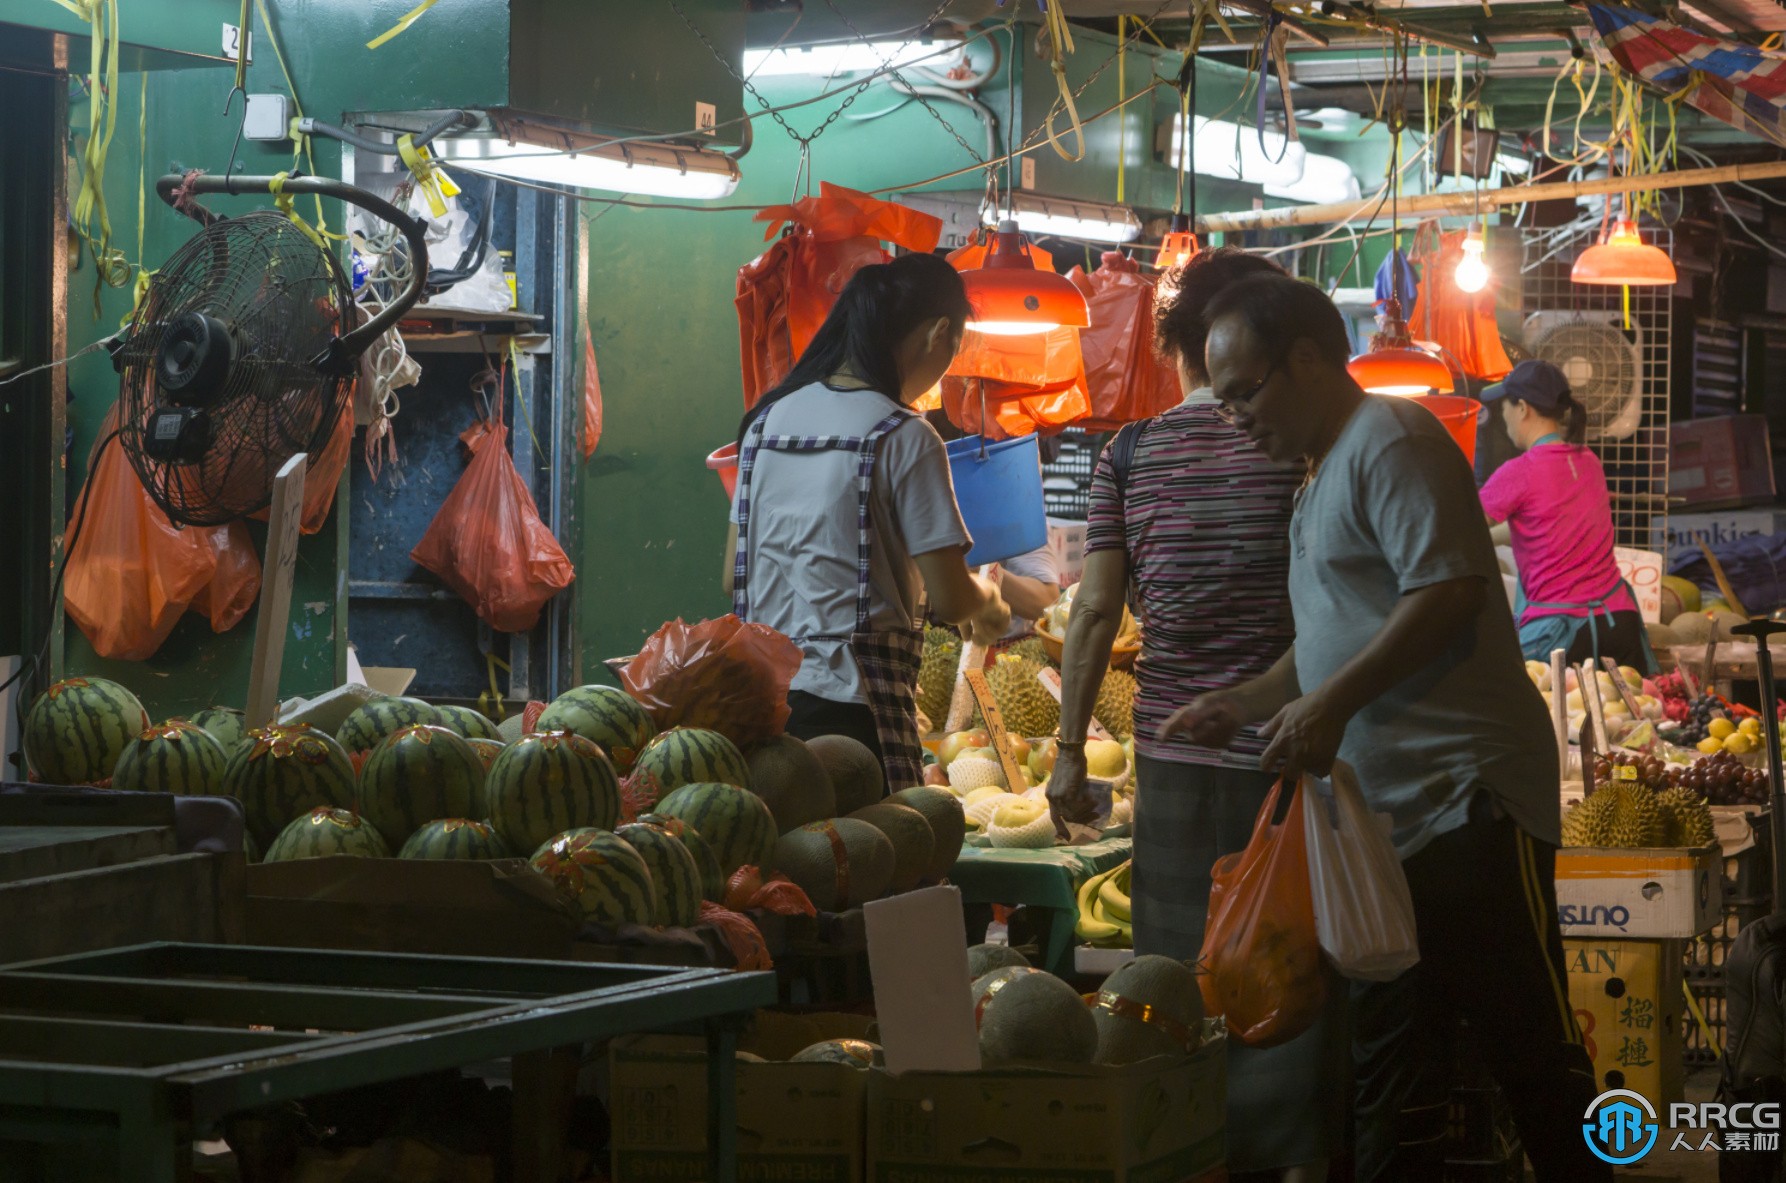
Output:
[1084,398,1302,769]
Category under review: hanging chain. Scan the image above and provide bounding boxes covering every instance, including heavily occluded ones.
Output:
[822,0,987,164]
[1019,0,1179,152]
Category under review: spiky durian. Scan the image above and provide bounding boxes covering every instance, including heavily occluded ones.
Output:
[1656,786,1715,847]
[918,627,962,728]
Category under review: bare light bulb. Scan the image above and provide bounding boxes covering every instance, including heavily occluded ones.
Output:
[1455,229,1490,294]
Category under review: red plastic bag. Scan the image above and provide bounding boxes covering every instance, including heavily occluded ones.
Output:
[736,182,943,408]
[1069,254,1183,430]
[619,615,802,749]
[725,866,818,917]
[189,520,262,633]
[1198,778,1328,1048]
[249,386,354,536]
[942,376,1091,441]
[410,412,575,634]
[580,329,604,460]
[64,422,217,661]
[698,900,774,971]
[1408,224,1513,381]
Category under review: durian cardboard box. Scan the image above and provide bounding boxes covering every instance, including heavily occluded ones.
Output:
[1565,938,1686,1106]
[1554,843,1722,939]
[865,1033,1226,1183]
[609,1010,878,1183]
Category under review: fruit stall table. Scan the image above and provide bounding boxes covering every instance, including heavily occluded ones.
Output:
[0,942,775,1183]
[950,833,1133,976]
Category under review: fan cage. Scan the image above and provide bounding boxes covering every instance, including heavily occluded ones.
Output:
[1520,224,1672,552]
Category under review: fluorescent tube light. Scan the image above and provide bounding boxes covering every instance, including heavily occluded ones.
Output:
[435,117,741,200]
[985,194,1141,243]
[1161,114,1307,188]
[743,39,963,78]
[1264,151,1360,204]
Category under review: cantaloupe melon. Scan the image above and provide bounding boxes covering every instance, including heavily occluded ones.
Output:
[887,786,967,882]
[847,802,934,893]
[791,1039,881,1067]
[1092,955,1204,1065]
[967,943,1030,981]
[1660,575,1701,623]
[1672,613,1716,644]
[1713,610,1750,641]
[745,735,837,833]
[772,818,896,911]
[808,735,884,813]
[974,968,1096,1065]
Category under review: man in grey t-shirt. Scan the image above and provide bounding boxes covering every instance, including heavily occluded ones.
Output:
[1164,276,1608,1183]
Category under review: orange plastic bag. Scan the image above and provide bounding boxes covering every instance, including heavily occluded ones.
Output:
[64,428,215,661]
[736,182,943,408]
[409,413,575,634]
[249,386,354,536]
[1069,254,1183,430]
[1198,778,1329,1048]
[580,329,604,460]
[942,376,1091,441]
[619,615,802,750]
[1408,225,1513,381]
[189,521,262,633]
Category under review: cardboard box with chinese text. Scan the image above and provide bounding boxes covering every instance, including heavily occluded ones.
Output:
[1565,938,1684,1106]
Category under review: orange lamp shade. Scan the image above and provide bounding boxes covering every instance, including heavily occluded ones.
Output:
[1347,300,1455,396]
[1155,213,1200,269]
[963,222,1091,336]
[1571,219,1677,287]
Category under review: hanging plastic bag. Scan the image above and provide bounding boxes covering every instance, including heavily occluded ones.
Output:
[188,520,262,634]
[63,423,216,661]
[1068,253,1182,430]
[249,386,355,536]
[1300,765,1420,982]
[941,376,1090,441]
[1199,777,1328,1048]
[580,328,604,460]
[1408,224,1513,381]
[410,408,575,634]
[619,615,802,750]
[736,182,944,408]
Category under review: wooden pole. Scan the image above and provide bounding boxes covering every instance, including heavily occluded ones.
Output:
[1196,157,1786,235]
[245,455,307,728]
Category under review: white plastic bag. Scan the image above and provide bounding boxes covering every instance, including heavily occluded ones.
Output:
[1301,764,1420,982]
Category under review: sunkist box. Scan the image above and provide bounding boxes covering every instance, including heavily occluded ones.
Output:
[1669,414,1776,511]
[1554,844,1722,939]
[1565,938,1685,1107]
[1650,508,1786,555]
[866,1029,1227,1183]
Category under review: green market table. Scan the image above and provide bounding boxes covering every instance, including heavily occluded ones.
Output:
[950,834,1134,975]
[0,942,774,1183]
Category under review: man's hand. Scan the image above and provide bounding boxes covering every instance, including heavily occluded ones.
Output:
[1158,690,1248,750]
[1046,743,1098,839]
[1258,691,1352,787]
[964,591,1012,647]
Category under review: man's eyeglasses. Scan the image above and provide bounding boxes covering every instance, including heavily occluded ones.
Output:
[1214,362,1277,426]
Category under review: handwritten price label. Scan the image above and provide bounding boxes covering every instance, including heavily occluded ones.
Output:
[1615,546,1664,625]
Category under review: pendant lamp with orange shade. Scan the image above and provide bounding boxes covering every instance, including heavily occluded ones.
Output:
[1156,213,1200,270]
[962,220,1091,336]
[1571,217,1677,287]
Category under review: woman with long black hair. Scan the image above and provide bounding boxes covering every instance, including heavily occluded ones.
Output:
[725,253,1010,791]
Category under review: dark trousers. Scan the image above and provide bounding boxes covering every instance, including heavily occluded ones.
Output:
[1352,794,1610,1183]
[1560,607,1650,673]
[784,691,885,767]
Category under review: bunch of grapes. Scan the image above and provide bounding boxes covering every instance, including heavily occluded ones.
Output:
[1678,697,1725,745]
[1593,753,1670,791]
[1667,750,1770,806]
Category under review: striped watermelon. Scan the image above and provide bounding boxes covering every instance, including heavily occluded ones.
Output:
[485,730,620,854]
[465,738,506,770]
[265,807,392,861]
[634,728,752,797]
[433,705,502,741]
[243,828,261,863]
[399,819,513,860]
[637,812,726,902]
[358,725,487,849]
[616,821,703,926]
[22,676,150,785]
[112,720,229,796]
[187,707,249,755]
[654,783,777,878]
[536,686,656,772]
[529,830,655,928]
[223,724,358,848]
[336,696,446,753]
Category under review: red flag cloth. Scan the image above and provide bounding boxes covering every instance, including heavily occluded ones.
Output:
[736,182,943,409]
[580,330,604,460]
[1068,253,1183,430]
[1408,226,1513,382]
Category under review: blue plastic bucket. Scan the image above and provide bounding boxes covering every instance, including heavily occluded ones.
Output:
[945,434,1048,566]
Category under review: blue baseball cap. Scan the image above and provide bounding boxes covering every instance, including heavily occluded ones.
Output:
[1479,359,1570,412]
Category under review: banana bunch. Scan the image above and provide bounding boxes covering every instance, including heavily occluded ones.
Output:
[1075,860,1133,948]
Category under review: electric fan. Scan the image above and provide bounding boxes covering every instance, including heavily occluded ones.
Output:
[1523,311,1644,442]
[108,174,429,526]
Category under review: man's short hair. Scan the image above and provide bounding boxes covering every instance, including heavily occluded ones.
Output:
[1152,248,1286,379]
[1201,274,1353,370]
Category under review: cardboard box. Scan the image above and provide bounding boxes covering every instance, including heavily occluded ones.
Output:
[1565,938,1685,1106]
[1554,844,1723,938]
[1046,518,1089,587]
[1649,508,1786,554]
[610,1011,878,1183]
[866,1031,1226,1183]
[1668,415,1776,511]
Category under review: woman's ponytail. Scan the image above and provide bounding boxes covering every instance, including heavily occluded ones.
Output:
[1556,390,1589,444]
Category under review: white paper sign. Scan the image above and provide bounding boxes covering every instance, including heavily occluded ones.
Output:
[1615,546,1665,624]
[864,886,980,1074]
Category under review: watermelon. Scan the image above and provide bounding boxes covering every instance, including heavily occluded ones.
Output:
[485,730,620,854]
[264,807,392,861]
[22,676,150,785]
[336,696,446,754]
[187,707,249,755]
[616,821,703,927]
[636,812,726,902]
[536,686,656,772]
[399,818,513,860]
[634,728,752,797]
[242,828,261,863]
[529,830,656,928]
[358,725,488,849]
[654,783,777,878]
[465,737,506,770]
[433,705,502,741]
[112,720,229,796]
[223,724,358,848]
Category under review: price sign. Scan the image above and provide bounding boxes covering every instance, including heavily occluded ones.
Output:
[1615,546,1664,624]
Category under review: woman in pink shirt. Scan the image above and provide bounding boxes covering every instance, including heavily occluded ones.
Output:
[1478,359,1654,671]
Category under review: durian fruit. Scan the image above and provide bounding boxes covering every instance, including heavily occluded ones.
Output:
[1007,636,1051,668]
[918,627,962,726]
[975,655,1060,738]
[1602,782,1665,848]
[1656,786,1715,847]
[1094,667,1138,741]
[1561,794,1617,847]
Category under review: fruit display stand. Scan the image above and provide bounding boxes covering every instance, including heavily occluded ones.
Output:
[0,942,774,1183]
[950,833,1134,976]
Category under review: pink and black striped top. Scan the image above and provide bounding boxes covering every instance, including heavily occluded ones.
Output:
[1085,400,1302,770]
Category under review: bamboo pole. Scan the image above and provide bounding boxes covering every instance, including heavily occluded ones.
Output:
[1196,157,1786,234]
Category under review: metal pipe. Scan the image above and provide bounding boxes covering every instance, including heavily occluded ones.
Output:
[1733,621,1786,906]
[889,81,1000,162]
[298,110,474,155]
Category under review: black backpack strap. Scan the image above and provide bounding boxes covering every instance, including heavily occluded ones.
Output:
[1107,420,1145,506]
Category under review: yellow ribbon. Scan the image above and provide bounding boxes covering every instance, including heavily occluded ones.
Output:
[480,651,511,721]
[367,0,440,50]
[253,0,346,243]
[66,0,130,314]
[121,69,153,329]
[269,171,329,251]
[1041,1,1085,162]
[397,133,460,219]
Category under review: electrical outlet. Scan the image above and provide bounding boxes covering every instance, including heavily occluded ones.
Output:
[222,23,252,63]
[1020,157,1036,190]
[695,101,717,136]
[243,93,291,142]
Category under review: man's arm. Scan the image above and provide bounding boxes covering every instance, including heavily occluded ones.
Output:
[1000,571,1061,622]
[1158,644,1300,748]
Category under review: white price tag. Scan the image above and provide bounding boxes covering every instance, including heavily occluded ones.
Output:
[1035,667,1114,742]
[1615,546,1665,625]
[1020,157,1036,190]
